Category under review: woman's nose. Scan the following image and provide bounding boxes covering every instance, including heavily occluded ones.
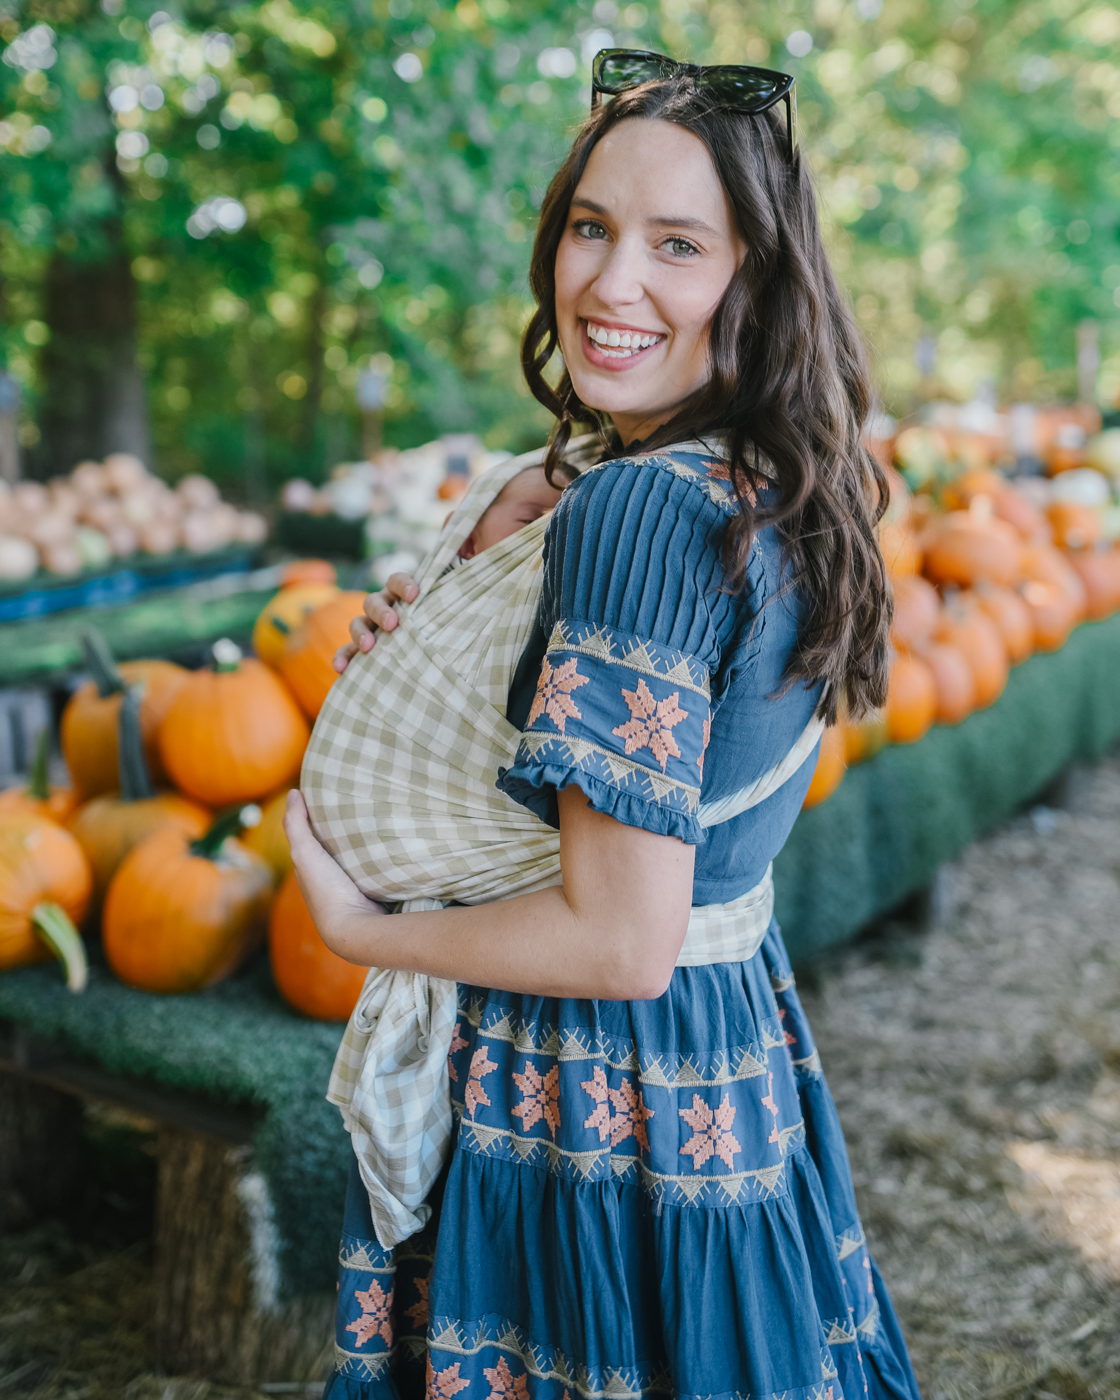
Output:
[590,239,645,308]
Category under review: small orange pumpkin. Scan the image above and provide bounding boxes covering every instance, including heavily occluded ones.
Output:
[923,641,975,725]
[280,559,337,588]
[992,489,1051,543]
[940,470,1004,513]
[884,652,937,745]
[67,691,210,909]
[0,813,90,990]
[241,788,293,887]
[802,724,847,810]
[103,805,273,995]
[158,640,309,807]
[269,870,368,1020]
[923,511,1023,590]
[60,631,188,798]
[933,598,1009,710]
[278,591,369,719]
[843,709,888,766]
[0,731,78,825]
[1046,501,1102,551]
[973,584,1034,666]
[252,582,339,669]
[1020,580,1078,652]
[878,521,921,579]
[1066,548,1120,621]
[1020,543,1087,618]
[890,575,941,654]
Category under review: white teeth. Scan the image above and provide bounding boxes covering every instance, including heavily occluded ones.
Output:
[586,323,662,354]
[607,330,621,347]
[619,332,632,348]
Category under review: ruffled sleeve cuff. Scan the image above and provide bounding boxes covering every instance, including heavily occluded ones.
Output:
[495,618,711,846]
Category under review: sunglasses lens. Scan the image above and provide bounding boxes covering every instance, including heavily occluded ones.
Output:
[697,70,782,109]
[596,54,670,92]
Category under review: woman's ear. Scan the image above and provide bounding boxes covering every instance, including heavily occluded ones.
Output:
[458,530,478,561]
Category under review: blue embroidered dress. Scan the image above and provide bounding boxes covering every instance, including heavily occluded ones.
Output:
[324,447,921,1400]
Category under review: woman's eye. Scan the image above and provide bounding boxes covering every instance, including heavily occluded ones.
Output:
[664,236,700,257]
[573,219,608,240]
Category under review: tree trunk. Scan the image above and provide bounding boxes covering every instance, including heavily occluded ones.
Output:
[35,238,150,476]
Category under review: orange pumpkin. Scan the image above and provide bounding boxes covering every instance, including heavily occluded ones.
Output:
[278,591,368,719]
[974,584,1034,665]
[923,511,1022,589]
[1046,501,1102,551]
[1020,543,1087,617]
[269,870,367,1020]
[0,813,90,990]
[1065,548,1120,622]
[241,787,293,886]
[991,489,1050,543]
[923,641,975,725]
[940,470,1004,513]
[157,640,309,807]
[103,806,273,994]
[67,691,210,909]
[280,559,337,588]
[878,521,921,579]
[60,631,188,797]
[252,582,339,669]
[884,652,937,745]
[933,598,1009,710]
[802,724,847,810]
[1020,580,1078,652]
[844,709,888,765]
[0,731,78,825]
[890,575,941,653]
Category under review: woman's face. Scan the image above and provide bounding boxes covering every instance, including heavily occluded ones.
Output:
[554,117,746,447]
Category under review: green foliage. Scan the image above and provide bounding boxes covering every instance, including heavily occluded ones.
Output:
[1,0,1118,488]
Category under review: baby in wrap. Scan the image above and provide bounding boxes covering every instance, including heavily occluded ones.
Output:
[300,439,823,1251]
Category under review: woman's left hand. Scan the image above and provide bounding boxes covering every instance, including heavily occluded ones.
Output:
[283,791,387,962]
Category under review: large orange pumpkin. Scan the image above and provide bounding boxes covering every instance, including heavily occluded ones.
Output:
[280,558,337,588]
[0,813,90,990]
[278,591,368,719]
[67,691,210,909]
[241,787,293,886]
[0,731,78,825]
[252,582,339,669]
[924,641,975,725]
[103,806,273,994]
[973,584,1034,666]
[890,575,941,653]
[61,631,188,797]
[802,724,846,810]
[923,512,1022,589]
[1067,549,1120,621]
[884,652,937,745]
[157,640,309,807]
[269,870,367,1020]
[933,599,1009,710]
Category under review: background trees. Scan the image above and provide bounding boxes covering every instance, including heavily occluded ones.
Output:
[1,0,1118,492]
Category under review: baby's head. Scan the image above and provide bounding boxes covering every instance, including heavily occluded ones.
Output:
[457,466,566,561]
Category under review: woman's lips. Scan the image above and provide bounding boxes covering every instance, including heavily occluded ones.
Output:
[580,321,665,372]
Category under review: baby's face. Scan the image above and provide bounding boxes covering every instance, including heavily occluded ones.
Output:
[457,467,564,560]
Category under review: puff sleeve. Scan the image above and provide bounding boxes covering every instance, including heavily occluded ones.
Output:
[496,458,735,843]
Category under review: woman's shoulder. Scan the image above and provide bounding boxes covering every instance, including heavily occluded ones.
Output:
[564,439,742,518]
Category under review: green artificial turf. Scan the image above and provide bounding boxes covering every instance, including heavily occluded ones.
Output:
[2,610,1120,1297]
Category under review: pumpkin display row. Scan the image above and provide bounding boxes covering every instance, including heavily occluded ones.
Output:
[802,458,1120,809]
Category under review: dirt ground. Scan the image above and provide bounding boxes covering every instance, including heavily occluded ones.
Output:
[3,754,1120,1399]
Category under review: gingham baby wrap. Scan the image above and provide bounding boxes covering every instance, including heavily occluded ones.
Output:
[302,441,823,1249]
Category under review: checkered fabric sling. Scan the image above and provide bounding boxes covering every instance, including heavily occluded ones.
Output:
[301,440,823,1249]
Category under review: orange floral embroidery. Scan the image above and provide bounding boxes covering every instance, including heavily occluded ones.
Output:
[405,1270,429,1329]
[345,1278,393,1347]
[427,1358,471,1399]
[465,1046,498,1118]
[679,1092,742,1169]
[697,716,711,779]
[447,1021,469,1082]
[527,656,589,734]
[612,678,688,772]
[511,1059,560,1139]
[581,1065,653,1151]
[483,1355,530,1400]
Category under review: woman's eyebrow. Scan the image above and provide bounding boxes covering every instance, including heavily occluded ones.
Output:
[570,197,718,238]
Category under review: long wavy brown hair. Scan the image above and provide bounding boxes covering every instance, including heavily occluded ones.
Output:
[520,78,891,722]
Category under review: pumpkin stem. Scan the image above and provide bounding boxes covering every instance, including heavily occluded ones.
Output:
[190,803,262,859]
[27,730,51,802]
[118,689,156,803]
[31,903,88,993]
[81,628,126,698]
[212,638,243,674]
[271,616,291,635]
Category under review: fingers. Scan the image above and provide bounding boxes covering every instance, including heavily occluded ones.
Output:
[362,592,399,633]
[333,642,358,674]
[384,572,420,604]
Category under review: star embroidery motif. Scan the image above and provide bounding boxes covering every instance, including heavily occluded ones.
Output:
[511,1058,560,1139]
[612,678,688,772]
[679,1092,742,1169]
[404,1270,429,1330]
[483,1355,530,1400]
[344,1278,393,1347]
[447,1020,469,1082]
[427,1358,471,1399]
[464,1045,498,1118]
[527,656,589,734]
[581,1066,655,1151]
[698,716,712,780]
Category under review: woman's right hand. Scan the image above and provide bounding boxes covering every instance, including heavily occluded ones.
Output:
[332,572,420,673]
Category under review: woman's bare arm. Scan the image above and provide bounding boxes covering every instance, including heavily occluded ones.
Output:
[284,787,693,1001]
